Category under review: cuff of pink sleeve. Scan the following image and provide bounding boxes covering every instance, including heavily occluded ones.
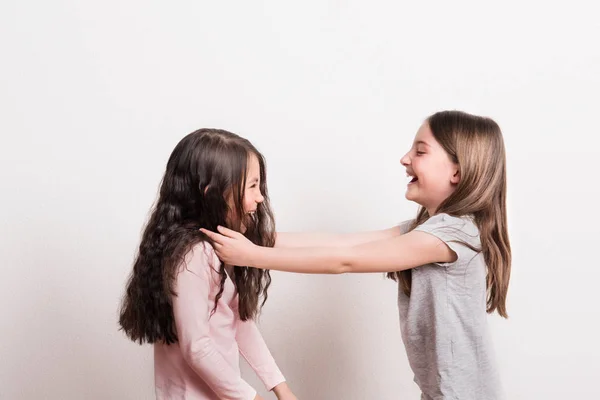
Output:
[263,371,286,392]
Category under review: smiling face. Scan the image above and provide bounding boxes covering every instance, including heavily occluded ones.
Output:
[400,122,461,215]
[227,152,265,232]
[241,153,265,218]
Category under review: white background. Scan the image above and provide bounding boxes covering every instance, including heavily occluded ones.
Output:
[1,1,599,399]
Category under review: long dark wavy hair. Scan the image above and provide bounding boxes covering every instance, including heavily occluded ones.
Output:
[118,128,276,344]
[388,111,512,318]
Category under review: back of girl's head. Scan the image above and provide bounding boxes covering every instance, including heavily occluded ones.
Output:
[119,128,275,344]
[395,111,512,318]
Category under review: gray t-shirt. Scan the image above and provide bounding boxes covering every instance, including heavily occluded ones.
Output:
[397,213,502,400]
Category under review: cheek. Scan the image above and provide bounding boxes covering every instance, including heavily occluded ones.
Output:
[413,159,433,183]
[243,197,253,212]
[427,158,452,181]
[415,161,447,190]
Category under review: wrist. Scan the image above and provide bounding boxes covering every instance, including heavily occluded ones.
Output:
[250,244,265,268]
[272,381,292,397]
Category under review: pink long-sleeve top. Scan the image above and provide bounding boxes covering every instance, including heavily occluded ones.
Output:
[154,242,285,399]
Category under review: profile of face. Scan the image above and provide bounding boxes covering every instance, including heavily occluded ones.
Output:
[400,122,461,214]
[227,153,265,232]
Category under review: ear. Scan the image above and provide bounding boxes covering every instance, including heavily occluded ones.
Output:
[450,167,461,184]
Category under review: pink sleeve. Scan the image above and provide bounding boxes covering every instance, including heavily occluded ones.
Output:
[172,244,256,400]
[236,319,286,391]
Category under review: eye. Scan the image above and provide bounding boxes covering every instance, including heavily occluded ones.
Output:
[416,151,425,156]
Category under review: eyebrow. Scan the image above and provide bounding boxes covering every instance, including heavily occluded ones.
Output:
[415,140,430,147]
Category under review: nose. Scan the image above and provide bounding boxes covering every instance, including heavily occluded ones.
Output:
[400,152,410,166]
[256,192,265,204]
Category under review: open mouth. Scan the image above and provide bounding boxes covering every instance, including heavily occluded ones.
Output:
[407,173,418,184]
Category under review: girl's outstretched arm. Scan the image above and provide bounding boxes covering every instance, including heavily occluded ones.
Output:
[275,226,403,248]
[201,226,456,274]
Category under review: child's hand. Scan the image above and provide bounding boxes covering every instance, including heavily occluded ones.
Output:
[200,226,258,266]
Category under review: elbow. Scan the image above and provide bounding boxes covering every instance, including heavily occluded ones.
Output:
[333,263,351,274]
[182,337,213,364]
[325,265,346,274]
[327,249,353,274]
[338,259,355,274]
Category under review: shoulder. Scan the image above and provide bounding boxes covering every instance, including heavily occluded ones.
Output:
[414,213,480,248]
[398,214,477,233]
[418,213,477,232]
[178,241,222,280]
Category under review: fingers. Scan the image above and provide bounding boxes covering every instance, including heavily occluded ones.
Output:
[199,229,228,259]
[200,226,241,241]
[199,228,222,243]
[216,225,239,238]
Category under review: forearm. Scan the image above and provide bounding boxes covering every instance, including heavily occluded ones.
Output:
[275,226,401,248]
[250,245,348,274]
[236,320,285,390]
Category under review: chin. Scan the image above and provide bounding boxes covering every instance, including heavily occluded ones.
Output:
[405,192,425,208]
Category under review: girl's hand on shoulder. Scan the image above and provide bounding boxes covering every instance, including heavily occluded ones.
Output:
[200,226,258,266]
